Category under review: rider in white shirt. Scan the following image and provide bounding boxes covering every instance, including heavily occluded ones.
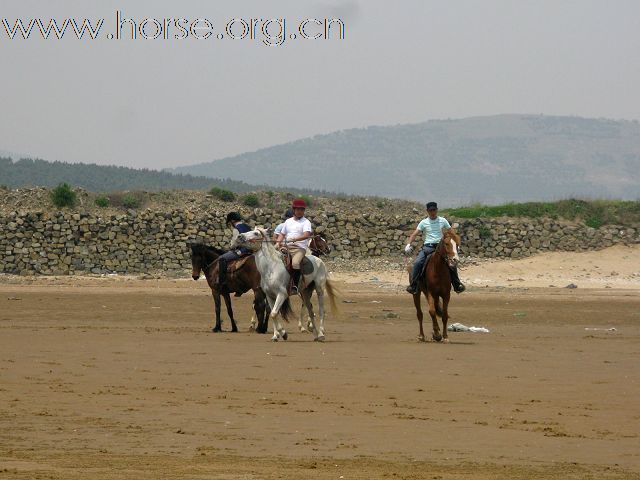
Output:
[275,199,313,294]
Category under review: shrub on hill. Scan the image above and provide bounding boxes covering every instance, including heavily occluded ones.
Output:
[242,193,260,207]
[209,187,236,202]
[50,183,77,208]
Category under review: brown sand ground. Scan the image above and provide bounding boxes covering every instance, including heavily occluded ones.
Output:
[1,249,639,479]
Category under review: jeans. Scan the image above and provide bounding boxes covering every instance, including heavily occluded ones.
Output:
[410,244,437,291]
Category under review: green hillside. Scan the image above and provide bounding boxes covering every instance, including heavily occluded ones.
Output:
[0,157,330,196]
[172,115,640,205]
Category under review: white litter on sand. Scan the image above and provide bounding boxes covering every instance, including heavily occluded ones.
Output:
[448,322,490,333]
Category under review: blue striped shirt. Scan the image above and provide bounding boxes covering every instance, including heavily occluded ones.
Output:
[417,216,451,244]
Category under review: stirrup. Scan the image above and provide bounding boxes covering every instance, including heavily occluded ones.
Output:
[406,285,417,294]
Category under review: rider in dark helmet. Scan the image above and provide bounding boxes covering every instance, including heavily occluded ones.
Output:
[217,212,252,289]
[404,201,466,294]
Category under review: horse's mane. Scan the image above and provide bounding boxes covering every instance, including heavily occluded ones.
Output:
[191,243,225,256]
[255,227,283,262]
[443,227,461,245]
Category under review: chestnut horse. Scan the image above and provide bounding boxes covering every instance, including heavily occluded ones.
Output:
[309,234,331,256]
[189,243,270,333]
[410,228,461,342]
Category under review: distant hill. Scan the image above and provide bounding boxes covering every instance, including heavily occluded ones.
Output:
[171,115,640,205]
[0,157,330,195]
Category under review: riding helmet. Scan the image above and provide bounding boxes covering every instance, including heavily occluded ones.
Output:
[292,198,307,209]
[282,208,294,220]
[226,211,243,224]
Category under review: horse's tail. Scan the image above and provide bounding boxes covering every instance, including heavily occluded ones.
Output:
[324,278,339,316]
[279,296,293,323]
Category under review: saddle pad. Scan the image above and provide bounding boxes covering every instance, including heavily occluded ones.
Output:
[228,255,252,273]
[420,253,434,276]
[301,256,315,275]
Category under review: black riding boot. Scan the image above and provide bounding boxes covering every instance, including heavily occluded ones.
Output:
[291,269,302,295]
[406,272,420,294]
[218,258,227,287]
[449,265,466,293]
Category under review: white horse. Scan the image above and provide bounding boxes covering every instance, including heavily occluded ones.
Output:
[232,227,337,342]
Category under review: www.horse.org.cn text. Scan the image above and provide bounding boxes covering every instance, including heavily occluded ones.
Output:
[1,12,346,46]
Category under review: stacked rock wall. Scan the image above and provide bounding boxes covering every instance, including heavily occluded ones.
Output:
[0,209,637,275]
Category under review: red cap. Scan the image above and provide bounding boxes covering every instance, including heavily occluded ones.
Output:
[292,198,307,209]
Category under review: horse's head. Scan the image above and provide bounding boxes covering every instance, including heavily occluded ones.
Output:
[189,242,206,280]
[188,242,223,280]
[233,227,267,251]
[440,227,461,267]
[309,234,331,256]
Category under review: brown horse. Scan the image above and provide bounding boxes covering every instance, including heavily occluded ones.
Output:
[411,228,461,342]
[309,234,331,256]
[189,243,270,333]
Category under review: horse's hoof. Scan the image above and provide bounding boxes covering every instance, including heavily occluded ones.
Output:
[282,332,288,341]
[271,336,279,342]
[417,335,425,342]
[314,335,325,342]
[443,338,450,344]
[231,328,238,333]
[212,327,222,333]
[432,334,443,342]
[248,325,255,332]
[299,327,308,333]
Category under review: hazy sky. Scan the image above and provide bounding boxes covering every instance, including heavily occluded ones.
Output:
[1,0,638,169]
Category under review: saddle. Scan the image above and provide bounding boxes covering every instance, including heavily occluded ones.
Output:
[226,253,252,274]
[419,252,435,277]
[224,253,253,297]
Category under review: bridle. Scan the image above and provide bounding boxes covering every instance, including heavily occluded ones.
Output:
[310,235,330,255]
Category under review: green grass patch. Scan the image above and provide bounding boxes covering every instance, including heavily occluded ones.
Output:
[94,195,110,208]
[442,199,640,227]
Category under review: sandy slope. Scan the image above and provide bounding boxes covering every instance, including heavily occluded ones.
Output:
[333,245,640,290]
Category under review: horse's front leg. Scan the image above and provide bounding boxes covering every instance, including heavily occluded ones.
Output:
[268,291,288,341]
[413,292,425,342]
[251,292,262,333]
[297,294,308,333]
[441,294,450,343]
[222,293,238,332]
[301,287,319,340]
[427,292,442,342]
[253,289,268,334]
[212,292,222,333]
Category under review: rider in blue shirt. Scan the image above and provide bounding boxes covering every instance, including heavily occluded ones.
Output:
[217,212,252,289]
[405,202,466,294]
[272,208,293,241]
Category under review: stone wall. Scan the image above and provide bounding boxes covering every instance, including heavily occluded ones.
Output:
[0,208,638,275]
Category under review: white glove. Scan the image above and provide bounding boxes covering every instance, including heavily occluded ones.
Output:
[404,244,414,254]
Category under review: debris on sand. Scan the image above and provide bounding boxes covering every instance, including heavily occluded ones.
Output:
[448,323,490,333]
[565,283,578,289]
